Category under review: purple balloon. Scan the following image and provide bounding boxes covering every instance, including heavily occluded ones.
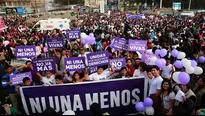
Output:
[199,56,205,63]
[155,49,161,55]
[171,49,179,58]
[155,59,166,68]
[178,72,190,85]
[160,49,167,57]
[89,33,94,37]
[191,60,197,67]
[135,102,145,112]
[81,38,87,45]
[174,60,183,69]
[144,98,153,107]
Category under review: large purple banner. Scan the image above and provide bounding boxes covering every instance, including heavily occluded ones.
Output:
[64,57,86,71]
[86,51,109,67]
[20,78,145,115]
[10,72,32,86]
[16,46,36,58]
[32,58,56,72]
[109,58,126,71]
[110,38,128,51]
[66,30,81,40]
[128,40,147,52]
[46,38,64,49]
[141,53,159,65]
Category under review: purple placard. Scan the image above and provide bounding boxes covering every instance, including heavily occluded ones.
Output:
[20,78,145,115]
[64,57,86,71]
[109,58,126,71]
[86,51,109,67]
[10,72,32,86]
[16,46,36,58]
[110,37,128,51]
[32,58,56,72]
[46,38,64,48]
[141,53,159,65]
[66,30,81,40]
[128,40,147,52]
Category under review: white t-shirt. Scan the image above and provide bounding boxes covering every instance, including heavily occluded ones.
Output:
[160,91,175,110]
[89,70,110,81]
[161,64,173,79]
[149,76,163,96]
[41,75,56,86]
[133,69,146,77]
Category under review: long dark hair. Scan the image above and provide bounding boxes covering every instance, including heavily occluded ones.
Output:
[72,71,81,83]
[161,79,173,95]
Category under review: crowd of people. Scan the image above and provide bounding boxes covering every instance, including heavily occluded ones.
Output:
[0,11,205,115]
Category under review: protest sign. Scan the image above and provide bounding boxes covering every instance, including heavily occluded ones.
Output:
[10,72,32,86]
[86,51,109,67]
[64,57,86,71]
[32,58,56,72]
[46,38,64,48]
[141,53,159,65]
[16,46,36,58]
[20,77,145,115]
[110,38,128,51]
[128,40,147,52]
[66,30,81,40]
[109,58,126,71]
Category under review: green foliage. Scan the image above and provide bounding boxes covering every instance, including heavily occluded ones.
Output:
[54,0,84,5]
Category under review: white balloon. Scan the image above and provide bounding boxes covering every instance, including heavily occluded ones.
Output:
[63,110,75,115]
[150,57,157,65]
[145,106,155,115]
[173,72,180,83]
[80,33,87,39]
[181,58,191,68]
[177,52,186,59]
[186,67,195,74]
[194,67,203,75]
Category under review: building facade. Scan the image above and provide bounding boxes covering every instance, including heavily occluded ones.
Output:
[84,0,108,8]
[0,0,47,13]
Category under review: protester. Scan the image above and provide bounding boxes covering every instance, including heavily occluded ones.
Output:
[193,76,205,110]
[115,67,129,79]
[160,79,175,115]
[1,10,205,115]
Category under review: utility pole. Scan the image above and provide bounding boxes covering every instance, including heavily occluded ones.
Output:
[188,0,192,11]
[160,0,162,9]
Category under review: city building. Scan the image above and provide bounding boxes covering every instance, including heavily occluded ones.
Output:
[0,0,47,13]
[84,0,107,8]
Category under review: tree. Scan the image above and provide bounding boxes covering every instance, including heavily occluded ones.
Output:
[54,0,84,5]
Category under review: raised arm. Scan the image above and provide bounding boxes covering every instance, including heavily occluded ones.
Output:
[64,69,73,82]
[83,67,90,81]
[89,44,94,53]
[53,49,60,59]
[36,72,43,81]
[54,64,59,76]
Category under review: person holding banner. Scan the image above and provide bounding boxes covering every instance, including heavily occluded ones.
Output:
[55,75,64,85]
[36,65,59,86]
[1,65,26,111]
[87,65,114,81]
[115,67,130,79]
[53,48,70,71]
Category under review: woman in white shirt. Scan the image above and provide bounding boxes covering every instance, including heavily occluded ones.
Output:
[133,62,147,77]
[160,79,175,115]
